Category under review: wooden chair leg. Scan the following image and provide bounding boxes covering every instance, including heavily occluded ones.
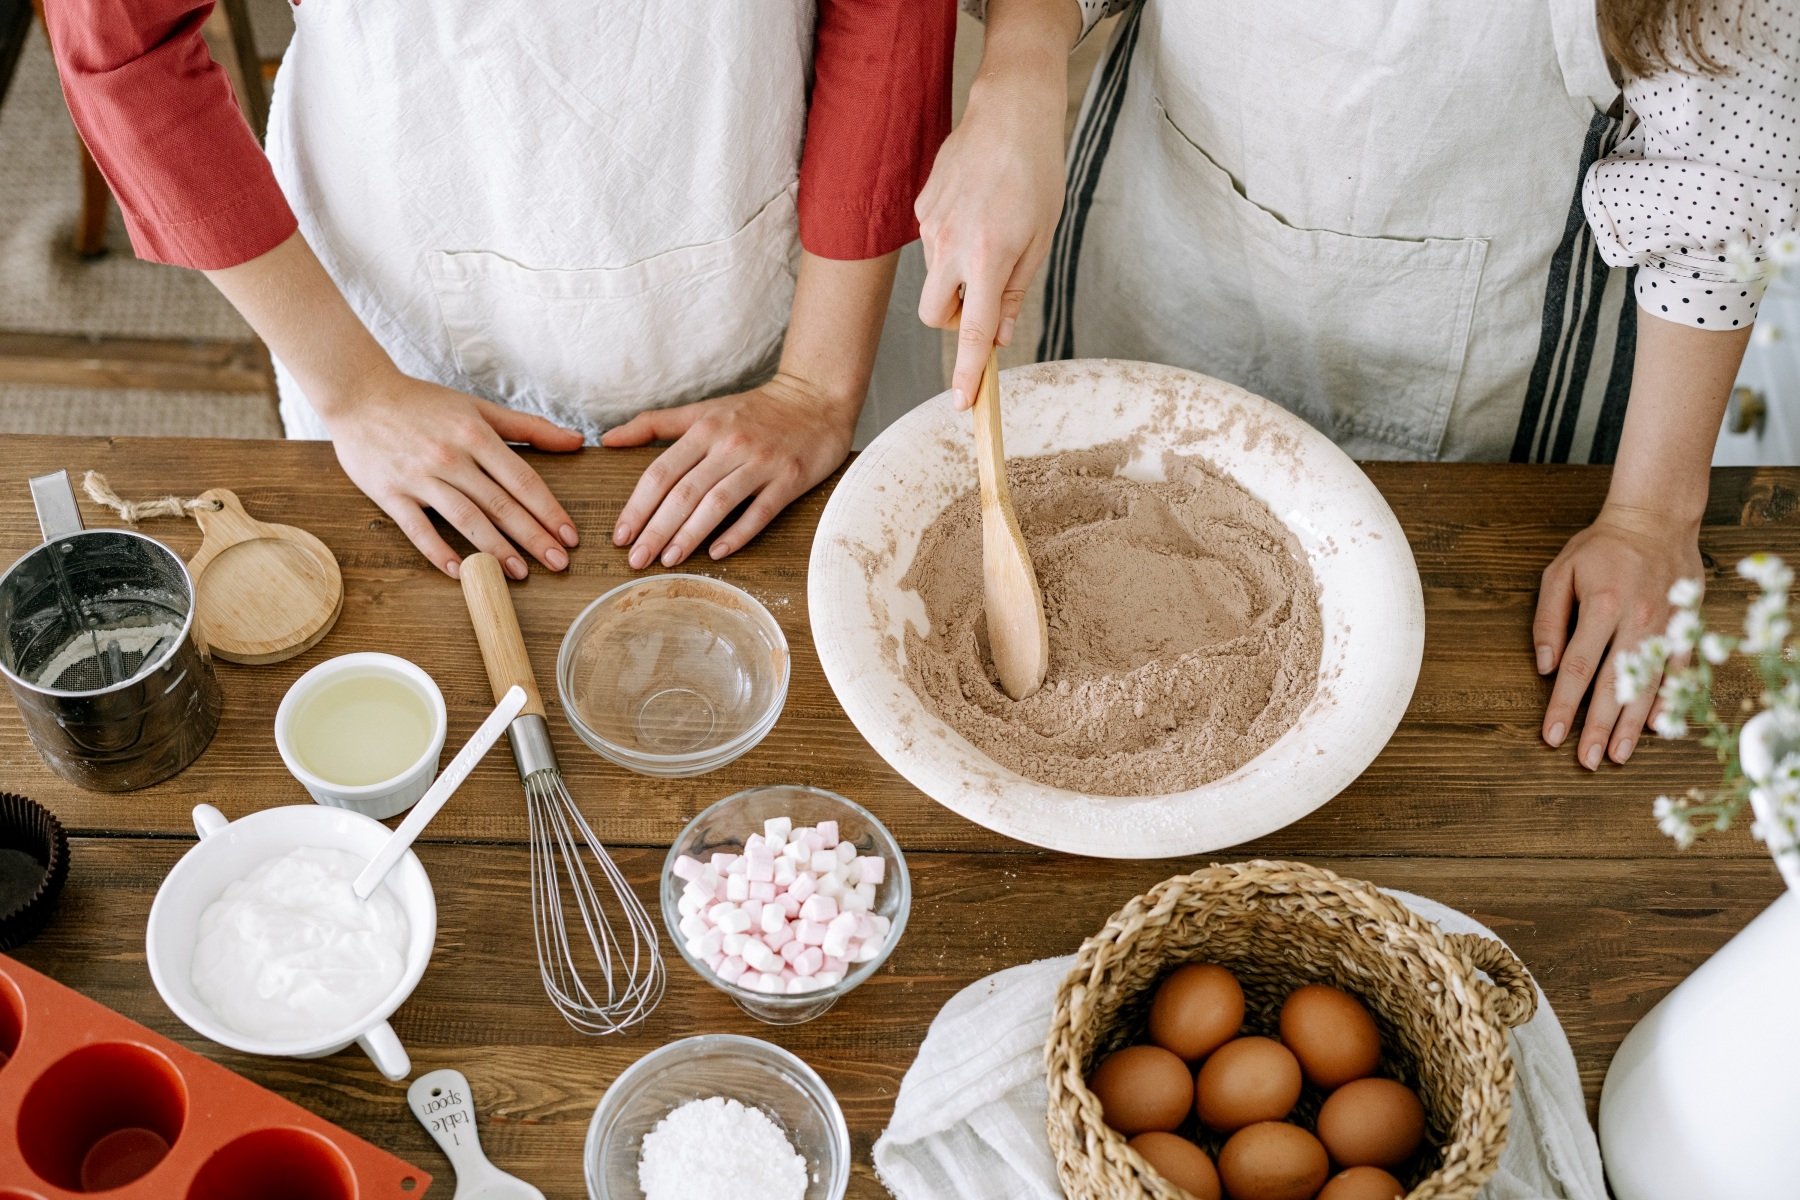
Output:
[206,0,268,140]
[0,0,33,112]
[74,140,109,258]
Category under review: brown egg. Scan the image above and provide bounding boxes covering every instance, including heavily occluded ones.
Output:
[1318,1165,1407,1200]
[1128,1132,1222,1200]
[1317,1078,1427,1169]
[1086,1044,1195,1135]
[1217,1121,1330,1200]
[1194,1036,1302,1132]
[1279,984,1382,1089]
[1149,963,1245,1061]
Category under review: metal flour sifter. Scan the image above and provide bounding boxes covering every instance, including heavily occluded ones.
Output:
[0,471,220,790]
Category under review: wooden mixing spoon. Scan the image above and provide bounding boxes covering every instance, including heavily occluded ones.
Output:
[972,347,1049,700]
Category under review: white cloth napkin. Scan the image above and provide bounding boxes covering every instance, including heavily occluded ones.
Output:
[872,892,1607,1200]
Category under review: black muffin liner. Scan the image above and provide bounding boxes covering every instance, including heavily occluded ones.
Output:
[0,792,69,951]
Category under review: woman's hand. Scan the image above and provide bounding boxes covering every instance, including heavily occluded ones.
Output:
[1533,503,1703,769]
[915,10,1075,408]
[323,370,583,580]
[601,374,858,568]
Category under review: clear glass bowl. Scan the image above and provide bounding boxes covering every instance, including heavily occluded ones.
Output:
[584,1034,850,1200]
[556,575,789,777]
[661,785,910,1024]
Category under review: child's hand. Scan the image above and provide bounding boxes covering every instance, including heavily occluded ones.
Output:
[1533,503,1703,769]
[601,375,858,567]
[324,370,583,580]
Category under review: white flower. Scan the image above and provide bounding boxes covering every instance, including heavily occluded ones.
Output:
[1738,553,1794,594]
[1667,578,1703,609]
[1770,230,1800,266]
[1744,592,1792,654]
[1665,608,1702,652]
[1652,707,1689,739]
[1615,650,1650,704]
[1617,635,1673,703]
[1652,794,1677,819]
[1725,235,1763,283]
[1657,800,1698,848]
[1774,754,1800,790]
[1699,632,1735,665]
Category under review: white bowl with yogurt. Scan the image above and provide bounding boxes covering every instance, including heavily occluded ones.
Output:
[146,802,437,1080]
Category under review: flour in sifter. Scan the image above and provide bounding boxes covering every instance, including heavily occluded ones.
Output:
[637,1095,808,1200]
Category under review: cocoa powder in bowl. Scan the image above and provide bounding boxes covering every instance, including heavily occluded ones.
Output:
[900,445,1321,795]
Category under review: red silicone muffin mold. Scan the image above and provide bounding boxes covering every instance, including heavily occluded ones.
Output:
[0,953,431,1198]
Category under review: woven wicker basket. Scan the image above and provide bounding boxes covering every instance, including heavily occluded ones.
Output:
[1045,860,1537,1199]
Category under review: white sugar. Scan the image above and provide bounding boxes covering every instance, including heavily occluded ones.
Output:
[637,1095,808,1200]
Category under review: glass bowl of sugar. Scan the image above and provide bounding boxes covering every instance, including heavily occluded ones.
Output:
[661,785,910,1025]
[584,1033,849,1200]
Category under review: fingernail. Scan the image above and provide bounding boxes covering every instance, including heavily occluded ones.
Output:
[613,523,629,546]
[1547,721,1566,747]
[710,542,730,560]
[1535,645,1553,674]
[562,524,580,548]
[999,317,1016,345]
[506,556,527,580]
[1583,743,1602,770]
[546,545,569,571]
[629,546,649,570]
[445,559,461,580]
[661,545,681,567]
[1614,737,1634,763]
[952,388,968,410]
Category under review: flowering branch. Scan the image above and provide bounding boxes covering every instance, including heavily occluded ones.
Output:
[1615,556,1800,877]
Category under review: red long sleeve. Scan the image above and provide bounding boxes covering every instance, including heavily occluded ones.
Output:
[798,0,955,261]
[42,0,296,270]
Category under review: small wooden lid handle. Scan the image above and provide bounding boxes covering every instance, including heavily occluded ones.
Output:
[459,553,547,718]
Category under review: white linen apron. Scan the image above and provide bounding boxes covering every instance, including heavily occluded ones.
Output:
[264,2,817,445]
[1043,1,1636,462]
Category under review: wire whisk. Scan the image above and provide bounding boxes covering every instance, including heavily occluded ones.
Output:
[461,552,665,1034]
[525,769,664,1033]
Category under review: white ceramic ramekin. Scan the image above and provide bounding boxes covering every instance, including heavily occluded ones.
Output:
[274,652,447,820]
[146,803,437,1081]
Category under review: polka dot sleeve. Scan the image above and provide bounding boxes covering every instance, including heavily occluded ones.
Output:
[1582,1,1798,330]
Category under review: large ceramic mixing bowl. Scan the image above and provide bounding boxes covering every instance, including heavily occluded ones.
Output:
[808,359,1423,859]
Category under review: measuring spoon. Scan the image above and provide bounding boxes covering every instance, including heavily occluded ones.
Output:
[408,1069,546,1200]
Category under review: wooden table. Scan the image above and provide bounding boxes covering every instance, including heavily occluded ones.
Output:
[3,437,1790,1198]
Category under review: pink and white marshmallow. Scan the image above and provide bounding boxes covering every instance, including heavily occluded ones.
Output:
[670,815,893,996]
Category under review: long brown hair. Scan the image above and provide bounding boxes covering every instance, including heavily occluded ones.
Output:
[1598,0,1742,76]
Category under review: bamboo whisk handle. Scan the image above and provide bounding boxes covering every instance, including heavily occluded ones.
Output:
[459,553,548,718]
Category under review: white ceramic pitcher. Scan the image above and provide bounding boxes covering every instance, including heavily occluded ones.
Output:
[1598,712,1800,1199]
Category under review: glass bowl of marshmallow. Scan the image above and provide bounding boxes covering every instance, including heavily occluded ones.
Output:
[661,784,909,1024]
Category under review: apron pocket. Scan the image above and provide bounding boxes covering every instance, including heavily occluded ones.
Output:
[1150,99,1487,459]
[428,185,799,441]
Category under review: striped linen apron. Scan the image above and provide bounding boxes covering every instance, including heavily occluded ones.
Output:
[1041,1,1638,463]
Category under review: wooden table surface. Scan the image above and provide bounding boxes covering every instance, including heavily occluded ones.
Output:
[2,436,1791,1199]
